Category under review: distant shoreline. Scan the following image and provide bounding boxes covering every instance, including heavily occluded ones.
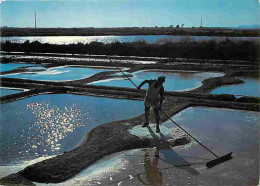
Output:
[2,38,259,61]
[1,27,260,37]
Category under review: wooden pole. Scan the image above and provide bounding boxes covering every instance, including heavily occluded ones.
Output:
[35,12,37,29]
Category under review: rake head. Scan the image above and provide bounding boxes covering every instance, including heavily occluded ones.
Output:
[206,152,233,168]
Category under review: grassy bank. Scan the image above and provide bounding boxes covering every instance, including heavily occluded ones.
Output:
[1,27,260,37]
[2,39,259,61]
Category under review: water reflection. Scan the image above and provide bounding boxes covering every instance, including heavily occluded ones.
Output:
[92,70,224,91]
[1,66,115,81]
[0,63,39,72]
[211,77,260,97]
[144,127,200,182]
[2,35,259,45]
[0,94,143,165]
[25,101,87,153]
[138,148,162,186]
[138,147,201,186]
[30,107,258,185]
[178,71,196,79]
[1,100,87,165]
[0,87,23,97]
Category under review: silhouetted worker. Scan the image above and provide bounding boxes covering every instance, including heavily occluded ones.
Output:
[137,76,166,133]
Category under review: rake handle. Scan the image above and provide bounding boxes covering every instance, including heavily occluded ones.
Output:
[107,56,219,158]
[107,56,138,89]
[159,111,219,158]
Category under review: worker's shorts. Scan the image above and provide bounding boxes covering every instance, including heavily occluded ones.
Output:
[144,97,160,108]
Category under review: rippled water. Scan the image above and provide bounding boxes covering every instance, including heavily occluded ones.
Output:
[211,77,260,97]
[1,66,115,81]
[92,70,224,91]
[0,94,144,165]
[2,35,259,45]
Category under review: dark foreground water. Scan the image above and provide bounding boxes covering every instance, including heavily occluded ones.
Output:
[92,70,224,91]
[0,94,144,165]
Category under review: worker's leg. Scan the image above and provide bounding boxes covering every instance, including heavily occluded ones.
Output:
[153,108,160,133]
[142,106,150,127]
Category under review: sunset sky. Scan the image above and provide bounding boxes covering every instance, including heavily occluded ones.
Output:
[1,0,259,28]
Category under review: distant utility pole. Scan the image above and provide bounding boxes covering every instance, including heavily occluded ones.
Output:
[200,17,203,28]
[35,12,37,29]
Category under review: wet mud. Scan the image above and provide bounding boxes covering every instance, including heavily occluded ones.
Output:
[0,54,259,184]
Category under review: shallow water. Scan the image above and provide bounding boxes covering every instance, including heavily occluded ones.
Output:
[33,107,258,185]
[2,35,259,45]
[211,77,260,97]
[0,63,40,72]
[166,107,259,151]
[1,66,115,81]
[0,94,144,165]
[2,107,257,185]
[0,87,23,97]
[92,70,224,91]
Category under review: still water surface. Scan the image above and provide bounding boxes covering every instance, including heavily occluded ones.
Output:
[2,35,259,45]
[211,77,260,97]
[92,70,224,91]
[12,107,257,185]
[1,66,115,81]
[69,107,259,185]
[0,88,23,97]
[0,63,40,73]
[0,94,143,165]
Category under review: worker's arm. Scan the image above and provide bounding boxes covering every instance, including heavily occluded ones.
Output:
[137,80,153,90]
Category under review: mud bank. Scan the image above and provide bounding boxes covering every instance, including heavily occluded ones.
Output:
[0,56,259,184]
[1,72,259,106]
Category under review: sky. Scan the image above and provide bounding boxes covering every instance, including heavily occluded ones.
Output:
[0,0,259,28]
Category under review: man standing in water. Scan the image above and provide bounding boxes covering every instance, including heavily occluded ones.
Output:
[137,76,166,133]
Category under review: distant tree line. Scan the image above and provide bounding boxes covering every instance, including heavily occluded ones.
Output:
[2,39,259,61]
[2,27,259,37]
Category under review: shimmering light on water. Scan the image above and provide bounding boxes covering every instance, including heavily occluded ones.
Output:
[1,35,259,45]
[1,107,259,185]
[0,94,143,165]
[47,107,258,186]
[1,66,115,81]
[0,63,39,72]
[211,77,260,97]
[92,70,224,91]
[26,102,86,152]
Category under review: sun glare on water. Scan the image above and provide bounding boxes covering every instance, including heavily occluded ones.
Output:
[16,101,89,157]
